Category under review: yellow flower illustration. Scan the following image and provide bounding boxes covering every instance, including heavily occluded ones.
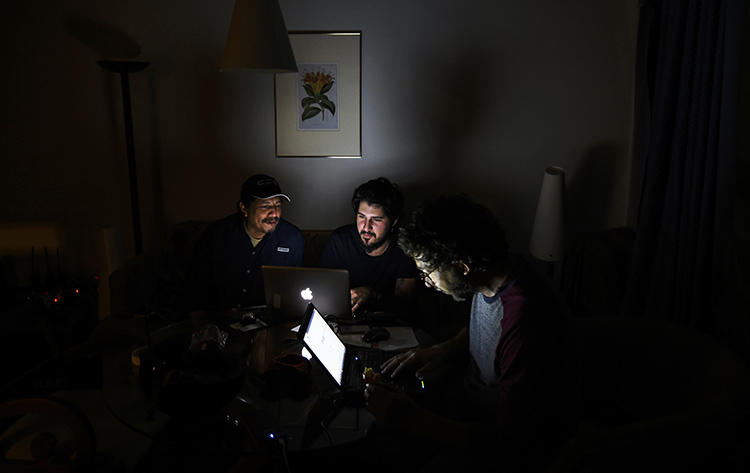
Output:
[300,68,336,121]
[303,71,334,96]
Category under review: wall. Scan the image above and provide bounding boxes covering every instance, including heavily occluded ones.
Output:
[1,0,638,272]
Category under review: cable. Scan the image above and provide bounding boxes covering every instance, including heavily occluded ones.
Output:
[321,419,334,446]
[278,436,292,473]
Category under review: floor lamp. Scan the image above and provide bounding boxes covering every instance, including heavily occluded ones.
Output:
[98,60,149,255]
[529,166,566,282]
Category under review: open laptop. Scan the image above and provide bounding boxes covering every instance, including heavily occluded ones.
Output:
[297,303,392,397]
[297,303,421,446]
[261,265,350,323]
[296,302,376,446]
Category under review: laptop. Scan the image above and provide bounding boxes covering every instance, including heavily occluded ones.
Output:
[261,265,351,322]
[297,303,391,397]
[297,302,418,447]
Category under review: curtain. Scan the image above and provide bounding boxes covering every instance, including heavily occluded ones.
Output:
[623,0,747,333]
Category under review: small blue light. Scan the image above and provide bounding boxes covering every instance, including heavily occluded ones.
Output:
[269,433,275,439]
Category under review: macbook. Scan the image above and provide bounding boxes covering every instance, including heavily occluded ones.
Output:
[261,265,350,322]
[297,302,417,446]
[297,303,391,394]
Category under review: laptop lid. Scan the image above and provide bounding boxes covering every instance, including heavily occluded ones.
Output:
[298,303,346,388]
[262,265,350,321]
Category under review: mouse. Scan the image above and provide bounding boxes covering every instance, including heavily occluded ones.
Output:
[361,327,390,343]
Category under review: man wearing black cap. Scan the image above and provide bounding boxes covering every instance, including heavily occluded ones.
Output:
[183,174,305,312]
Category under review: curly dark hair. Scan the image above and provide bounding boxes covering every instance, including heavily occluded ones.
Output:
[351,177,404,222]
[398,194,509,273]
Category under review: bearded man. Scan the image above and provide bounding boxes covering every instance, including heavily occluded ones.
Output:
[319,177,417,314]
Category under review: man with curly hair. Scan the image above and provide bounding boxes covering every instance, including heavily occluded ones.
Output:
[364,194,573,471]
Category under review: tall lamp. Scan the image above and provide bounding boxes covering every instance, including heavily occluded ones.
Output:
[220,0,297,72]
[529,166,566,279]
[98,60,150,255]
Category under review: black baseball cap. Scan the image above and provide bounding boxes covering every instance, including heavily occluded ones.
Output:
[240,174,291,203]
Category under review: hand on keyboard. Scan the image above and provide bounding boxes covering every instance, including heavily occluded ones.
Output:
[363,372,418,423]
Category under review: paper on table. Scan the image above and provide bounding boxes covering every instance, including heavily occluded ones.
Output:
[229,320,266,332]
[338,326,419,352]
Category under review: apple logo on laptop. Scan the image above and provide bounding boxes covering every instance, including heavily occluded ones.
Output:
[300,287,313,301]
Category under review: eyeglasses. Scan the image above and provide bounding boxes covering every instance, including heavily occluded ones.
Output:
[417,267,438,288]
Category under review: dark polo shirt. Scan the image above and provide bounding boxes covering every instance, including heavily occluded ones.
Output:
[185,214,305,311]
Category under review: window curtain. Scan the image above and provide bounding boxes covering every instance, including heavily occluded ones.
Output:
[623,0,747,335]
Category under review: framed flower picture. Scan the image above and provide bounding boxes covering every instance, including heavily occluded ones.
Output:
[274,31,361,158]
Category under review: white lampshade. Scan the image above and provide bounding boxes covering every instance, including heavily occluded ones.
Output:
[529,166,566,262]
[220,0,297,72]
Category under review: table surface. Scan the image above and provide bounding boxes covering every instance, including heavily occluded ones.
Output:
[97,312,379,455]
[2,310,430,471]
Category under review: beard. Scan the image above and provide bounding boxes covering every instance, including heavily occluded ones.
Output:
[444,278,475,302]
[438,270,475,302]
[359,231,388,254]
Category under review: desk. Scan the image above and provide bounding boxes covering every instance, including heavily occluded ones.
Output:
[97,313,378,470]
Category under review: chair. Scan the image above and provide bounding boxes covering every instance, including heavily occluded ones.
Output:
[0,396,96,472]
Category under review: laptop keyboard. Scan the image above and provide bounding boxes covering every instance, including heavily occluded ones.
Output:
[343,348,393,390]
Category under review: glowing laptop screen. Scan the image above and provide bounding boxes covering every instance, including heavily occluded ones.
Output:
[301,306,346,386]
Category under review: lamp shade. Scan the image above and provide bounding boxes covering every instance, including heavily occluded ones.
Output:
[529,166,566,262]
[220,0,297,72]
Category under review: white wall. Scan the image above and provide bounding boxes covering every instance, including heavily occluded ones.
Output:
[1,0,638,264]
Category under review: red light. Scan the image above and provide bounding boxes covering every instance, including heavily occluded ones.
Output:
[75,289,80,294]
[53,298,59,303]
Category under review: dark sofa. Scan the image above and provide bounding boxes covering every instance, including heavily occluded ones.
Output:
[108,221,332,319]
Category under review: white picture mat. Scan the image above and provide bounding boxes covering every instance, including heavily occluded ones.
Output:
[275,32,361,158]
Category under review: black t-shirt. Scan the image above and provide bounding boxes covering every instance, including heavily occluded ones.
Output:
[183,214,305,311]
[319,224,417,307]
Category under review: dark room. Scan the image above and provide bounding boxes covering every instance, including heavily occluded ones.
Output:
[1,1,749,472]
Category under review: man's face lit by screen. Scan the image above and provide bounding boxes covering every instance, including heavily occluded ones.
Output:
[241,197,282,239]
[356,202,396,254]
